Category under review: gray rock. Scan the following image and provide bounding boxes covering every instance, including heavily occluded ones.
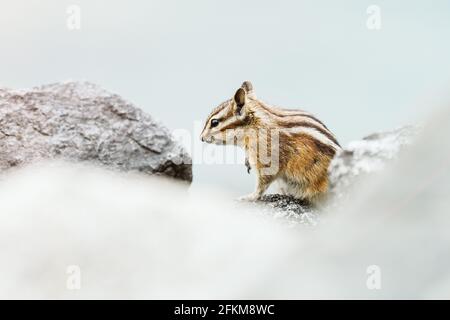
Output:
[328,125,420,196]
[258,194,319,227]
[258,125,420,218]
[0,81,192,182]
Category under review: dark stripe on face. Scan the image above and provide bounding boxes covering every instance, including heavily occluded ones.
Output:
[202,100,230,131]
[209,101,228,119]
[279,120,341,147]
[219,116,251,131]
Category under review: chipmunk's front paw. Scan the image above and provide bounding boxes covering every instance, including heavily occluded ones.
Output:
[245,157,251,174]
[238,193,261,202]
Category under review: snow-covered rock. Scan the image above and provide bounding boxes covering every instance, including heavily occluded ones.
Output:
[0,81,192,182]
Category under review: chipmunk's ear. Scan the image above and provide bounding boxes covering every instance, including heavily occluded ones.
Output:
[241,81,256,99]
[233,87,246,115]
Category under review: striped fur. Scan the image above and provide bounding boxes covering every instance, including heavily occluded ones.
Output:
[200,82,340,204]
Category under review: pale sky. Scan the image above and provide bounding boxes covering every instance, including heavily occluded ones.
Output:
[1,0,449,196]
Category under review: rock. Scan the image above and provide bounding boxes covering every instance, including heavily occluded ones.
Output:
[258,125,420,218]
[0,81,192,182]
[257,194,317,226]
[328,125,420,196]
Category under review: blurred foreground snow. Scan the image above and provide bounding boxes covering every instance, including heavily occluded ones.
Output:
[0,105,449,299]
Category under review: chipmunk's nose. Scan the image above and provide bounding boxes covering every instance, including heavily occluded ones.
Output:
[201,137,204,142]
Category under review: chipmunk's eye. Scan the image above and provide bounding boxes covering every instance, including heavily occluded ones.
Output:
[211,119,220,128]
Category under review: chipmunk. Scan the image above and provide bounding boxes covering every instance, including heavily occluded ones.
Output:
[200,81,340,204]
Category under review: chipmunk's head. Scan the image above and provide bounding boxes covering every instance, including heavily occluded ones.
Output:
[200,81,256,145]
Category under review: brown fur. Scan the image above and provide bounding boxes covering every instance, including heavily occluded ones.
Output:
[200,82,340,204]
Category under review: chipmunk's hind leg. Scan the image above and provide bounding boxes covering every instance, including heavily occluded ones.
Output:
[276,176,312,205]
[276,178,290,195]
